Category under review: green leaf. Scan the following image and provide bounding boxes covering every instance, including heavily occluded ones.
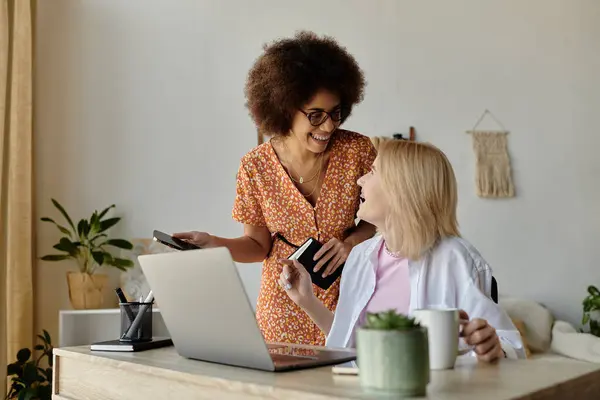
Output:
[53,237,80,256]
[106,257,134,271]
[17,349,31,363]
[77,219,90,238]
[98,217,120,233]
[18,387,36,400]
[588,285,600,297]
[40,217,72,237]
[89,212,101,235]
[40,254,70,262]
[42,330,52,346]
[23,363,38,384]
[7,362,20,376]
[583,313,590,325]
[363,310,419,331]
[105,239,133,250]
[89,233,107,244]
[110,257,134,268]
[34,344,44,351]
[97,204,115,220]
[91,251,105,266]
[51,198,75,231]
[38,384,52,400]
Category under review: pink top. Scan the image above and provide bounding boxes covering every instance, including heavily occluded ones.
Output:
[357,241,411,327]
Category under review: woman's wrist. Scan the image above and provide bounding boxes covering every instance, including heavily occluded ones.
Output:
[298,293,320,311]
[204,234,219,248]
[342,235,358,248]
[344,221,376,248]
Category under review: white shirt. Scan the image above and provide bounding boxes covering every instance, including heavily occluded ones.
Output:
[326,235,526,359]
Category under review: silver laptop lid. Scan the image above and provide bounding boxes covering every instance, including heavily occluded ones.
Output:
[138,247,275,370]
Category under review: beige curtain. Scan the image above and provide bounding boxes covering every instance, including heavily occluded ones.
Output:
[1,0,35,393]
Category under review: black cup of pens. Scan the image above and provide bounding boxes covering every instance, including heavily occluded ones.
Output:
[119,301,153,342]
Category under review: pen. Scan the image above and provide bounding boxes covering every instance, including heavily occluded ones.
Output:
[122,290,154,340]
[115,288,135,323]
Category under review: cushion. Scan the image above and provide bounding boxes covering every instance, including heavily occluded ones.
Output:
[551,320,600,363]
[500,297,554,353]
[510,318,532,358]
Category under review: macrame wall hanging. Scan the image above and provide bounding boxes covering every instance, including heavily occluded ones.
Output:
[466,110,515,198]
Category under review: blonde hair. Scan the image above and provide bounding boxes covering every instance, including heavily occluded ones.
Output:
[370,136,390,151]
[377,140,460,260]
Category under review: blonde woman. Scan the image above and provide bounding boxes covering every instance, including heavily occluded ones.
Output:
[279,139,525,361]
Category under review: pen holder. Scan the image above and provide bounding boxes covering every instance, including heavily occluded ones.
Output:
[119,301,153,342]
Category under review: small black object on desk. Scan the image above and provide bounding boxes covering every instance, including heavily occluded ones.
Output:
[90,296,173,352]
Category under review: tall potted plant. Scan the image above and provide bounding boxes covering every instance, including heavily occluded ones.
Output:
[40,199,134,309]
[356,310,430,396]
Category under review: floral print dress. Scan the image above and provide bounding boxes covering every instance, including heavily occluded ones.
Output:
[232,130,376,345]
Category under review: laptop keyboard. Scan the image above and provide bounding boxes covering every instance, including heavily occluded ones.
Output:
[268,344,319,360]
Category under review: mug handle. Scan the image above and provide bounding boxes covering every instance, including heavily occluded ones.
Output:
[458,318,475,356]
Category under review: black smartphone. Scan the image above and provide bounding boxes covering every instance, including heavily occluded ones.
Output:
[152,230,201,251]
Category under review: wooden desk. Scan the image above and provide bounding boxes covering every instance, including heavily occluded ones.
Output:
[53,345,600,400]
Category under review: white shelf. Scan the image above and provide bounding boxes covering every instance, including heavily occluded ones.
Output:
[58,308,170,347]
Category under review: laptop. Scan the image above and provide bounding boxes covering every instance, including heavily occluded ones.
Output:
[137,247,356,372]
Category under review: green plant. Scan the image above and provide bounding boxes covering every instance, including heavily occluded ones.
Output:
[40,199,134,274]
[363,310,421,330]
[5,330,53,400]
[582,285,600,337]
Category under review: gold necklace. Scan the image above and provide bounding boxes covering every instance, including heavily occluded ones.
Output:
[298,163,324,198]
[281,139,323,184]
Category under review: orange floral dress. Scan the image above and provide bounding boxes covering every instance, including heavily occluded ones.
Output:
[232,130,376,345]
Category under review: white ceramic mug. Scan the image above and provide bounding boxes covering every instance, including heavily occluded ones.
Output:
[412,308,461,370]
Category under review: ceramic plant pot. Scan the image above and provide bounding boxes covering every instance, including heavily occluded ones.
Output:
[356,326,430,396]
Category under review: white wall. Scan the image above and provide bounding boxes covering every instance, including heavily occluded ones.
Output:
[35,0,600,341]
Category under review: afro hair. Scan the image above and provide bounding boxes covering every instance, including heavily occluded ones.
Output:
[244,31,366,135]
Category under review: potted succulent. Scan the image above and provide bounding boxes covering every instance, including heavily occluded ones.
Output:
[356,310,430,396]
[582,285,600,337]
[40,199,134,309]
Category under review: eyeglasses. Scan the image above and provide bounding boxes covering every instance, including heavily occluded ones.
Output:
[299,108,343,126]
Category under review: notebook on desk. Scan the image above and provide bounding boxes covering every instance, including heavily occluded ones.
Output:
[90,337,173,352]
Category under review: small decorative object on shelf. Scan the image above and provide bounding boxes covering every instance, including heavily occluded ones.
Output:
[356,310,429,396]
[120,238,176,302]
[392,126,416,141]
[40,199,135,309]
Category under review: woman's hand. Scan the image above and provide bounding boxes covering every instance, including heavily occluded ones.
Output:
[172,231,215,248]
[312,238,353,277]
[460,310,505,363]
[278,259,316,308]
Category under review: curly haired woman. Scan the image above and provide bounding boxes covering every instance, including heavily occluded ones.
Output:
[174,31,377,345]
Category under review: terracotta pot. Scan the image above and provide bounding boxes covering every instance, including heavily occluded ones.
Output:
[66,272,108,309]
